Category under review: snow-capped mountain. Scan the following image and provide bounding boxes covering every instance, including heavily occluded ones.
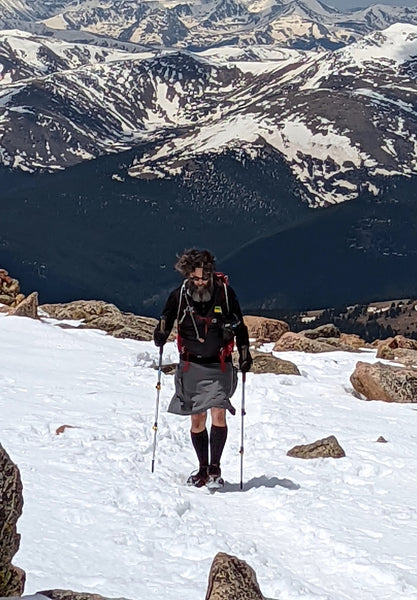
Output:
[35,1,417,51]
[1,24,416,206]
[0,0,67,29]
[1,0,417,50]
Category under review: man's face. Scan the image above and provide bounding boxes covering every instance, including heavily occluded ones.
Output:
[189,267,210,287]
[188,267,213,301]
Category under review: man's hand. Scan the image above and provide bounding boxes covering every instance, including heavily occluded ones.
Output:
[239,345,253,373]
[154,319,168,347]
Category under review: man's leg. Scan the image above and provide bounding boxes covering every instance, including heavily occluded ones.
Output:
[188,413,209,486]
[191,412,208,434]
[209,408,227,479]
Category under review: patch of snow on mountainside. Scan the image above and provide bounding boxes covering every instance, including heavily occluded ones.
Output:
[299,23,417,91]
[0,0,69,25]
[129,112,261,177]
[351,3,416,28]
[39,13,68,29]
[199,44,306,73]
[129,108,370,205]
[0,29,143,83]
[1,23,417,207]
[0,0,34,20]
[344,23,417,66]
[271,118,364,166]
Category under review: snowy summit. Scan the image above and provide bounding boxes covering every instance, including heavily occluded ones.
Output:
[1,311,417,599]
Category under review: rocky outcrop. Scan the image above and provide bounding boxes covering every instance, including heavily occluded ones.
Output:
[350,361,417,402]
[12,292,39,319]
[0,444,25,596]
[375,335,417,360]
[205,552,264,600]
[38,592,117,600]
[0,269,23,307]
[244,315,289,343]
[40,300,157,341]
[313,337,363,351]
[250,352,300,375]
[297,324,367,351]
[0,269,38,318]
[161,352,300,376]
[300,323,341,339]
[388,348,417,368]
[287,435,345,459]
[339,333,367,350]
[273,332,337,353]
[273,330,366,353]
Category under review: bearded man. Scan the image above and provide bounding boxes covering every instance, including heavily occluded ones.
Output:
[153,248,252,489]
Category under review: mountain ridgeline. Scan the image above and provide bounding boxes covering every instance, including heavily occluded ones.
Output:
[1,1,417,316]
[263,298,417,343]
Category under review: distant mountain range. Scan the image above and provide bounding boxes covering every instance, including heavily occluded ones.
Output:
[2,0,417,50]
[1,1,417,315]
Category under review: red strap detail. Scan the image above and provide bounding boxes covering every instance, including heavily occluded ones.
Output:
[219,339,234,373]
[177,335,191,372]
[215,272,229,285]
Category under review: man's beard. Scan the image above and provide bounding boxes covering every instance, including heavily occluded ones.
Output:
[188,279,213,302]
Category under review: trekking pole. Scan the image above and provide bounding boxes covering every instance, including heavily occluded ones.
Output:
[151,318,165,473]
[239,371,246,490]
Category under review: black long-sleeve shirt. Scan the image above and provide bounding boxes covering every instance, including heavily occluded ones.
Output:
[157,277,249,361]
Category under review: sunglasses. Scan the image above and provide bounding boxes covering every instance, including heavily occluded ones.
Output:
[189,275,211,282]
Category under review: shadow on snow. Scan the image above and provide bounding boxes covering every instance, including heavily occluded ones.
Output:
[219,475,300,493]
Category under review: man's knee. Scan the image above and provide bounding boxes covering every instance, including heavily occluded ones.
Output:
[191,412,207,433]
[211,408,226,427]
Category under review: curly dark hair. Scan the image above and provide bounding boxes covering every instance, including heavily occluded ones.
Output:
[175,248,216,277]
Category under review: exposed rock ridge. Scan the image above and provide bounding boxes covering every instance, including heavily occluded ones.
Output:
[40,300,157,341]
[0,444,25,596]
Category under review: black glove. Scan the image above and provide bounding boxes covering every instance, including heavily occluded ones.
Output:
[239,345,252,373]
[154,319,168,347]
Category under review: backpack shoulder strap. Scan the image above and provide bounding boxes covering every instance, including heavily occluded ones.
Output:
[215,272,230,315]
[223,281,230,314]
[177,280,187,324]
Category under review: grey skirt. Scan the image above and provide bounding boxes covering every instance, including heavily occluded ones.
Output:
[168,360,238,416]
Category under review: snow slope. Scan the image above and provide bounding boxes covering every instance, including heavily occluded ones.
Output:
[1,311,417,600]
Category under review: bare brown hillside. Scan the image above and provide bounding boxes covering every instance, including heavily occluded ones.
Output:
[260,299,417,343]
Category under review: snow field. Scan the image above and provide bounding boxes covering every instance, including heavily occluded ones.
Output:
[1,313,417,600]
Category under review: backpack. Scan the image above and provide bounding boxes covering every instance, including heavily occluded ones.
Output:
[176,272,236,369]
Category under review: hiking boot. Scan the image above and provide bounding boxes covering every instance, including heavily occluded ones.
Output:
[207,464,224,488]
[187,466,208,488]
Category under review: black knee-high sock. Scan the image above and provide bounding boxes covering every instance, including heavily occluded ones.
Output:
[191,429,209,468]
[210,425,228,467]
